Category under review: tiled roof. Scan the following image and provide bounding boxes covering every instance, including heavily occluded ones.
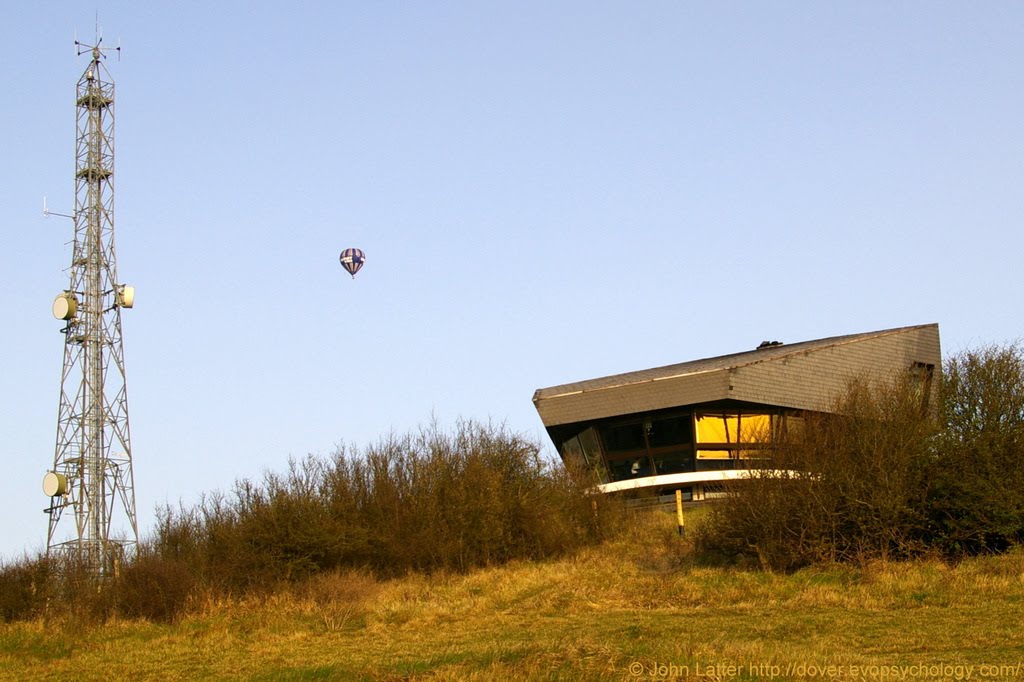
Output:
[533,324,941,426]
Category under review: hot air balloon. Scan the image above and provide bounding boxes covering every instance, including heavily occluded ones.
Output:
[339,248,366,279]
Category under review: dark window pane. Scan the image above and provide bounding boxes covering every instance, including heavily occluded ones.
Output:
[560,435,585,468]
[578,427,603,465]
[653,448,694,474]
[647,416,692,448]
[579,427,609,484]
[601,423,645,453]
[608,458,634,481]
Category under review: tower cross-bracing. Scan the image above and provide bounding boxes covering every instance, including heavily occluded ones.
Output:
[45,40,138,578]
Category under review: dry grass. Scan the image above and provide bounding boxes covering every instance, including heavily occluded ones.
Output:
[2,511,1023,680]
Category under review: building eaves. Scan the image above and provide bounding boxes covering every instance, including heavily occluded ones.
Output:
[532,323,938,405]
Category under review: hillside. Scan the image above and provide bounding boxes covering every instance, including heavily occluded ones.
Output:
[2,512,1022,681]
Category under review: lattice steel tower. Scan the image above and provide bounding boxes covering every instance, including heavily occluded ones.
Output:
[44,39,138,578]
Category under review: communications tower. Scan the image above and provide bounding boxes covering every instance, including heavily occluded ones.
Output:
[43,38,138,578]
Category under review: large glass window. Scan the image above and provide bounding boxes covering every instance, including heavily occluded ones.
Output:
[558,427,608,483]
[647,415,694,475]
[695,412,775,460]
[560,435,586,469]
[564,409,802,481]
[647,415,691,448]
[578,427,602,467]
[599,415,697,481]
[600,422,651,482]
[652,449,694,474]
[601,423,646,453]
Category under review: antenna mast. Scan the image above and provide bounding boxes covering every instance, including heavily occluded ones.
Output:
[44,34,137,578]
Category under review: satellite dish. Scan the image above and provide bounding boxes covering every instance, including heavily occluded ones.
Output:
[52,292,78,320]
[117,285,135,308]
[43,471,68,497]
[339,248,365,279]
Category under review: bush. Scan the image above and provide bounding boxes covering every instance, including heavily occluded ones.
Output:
[0,556,49,623]
[696,344,1024,569]
[147,419,607,595]
[0,553,132,625]
[696,373,937,570]
[929,344,1024,553]
[345,420,604,574]
[1,420,608,622]
[114,549,196,623]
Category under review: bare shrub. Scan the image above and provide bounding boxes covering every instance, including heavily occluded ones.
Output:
[44,554,119,624]
[113,548,196,623]
[930,343,1024,554]
[0,420,611,621]
[696,372,937,570]
[0,556,49,622]
[141,419,606,598]
[697,344,1024,568]
[343,419,605,575]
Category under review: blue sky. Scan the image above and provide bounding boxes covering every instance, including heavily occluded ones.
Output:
[2,2,1022,560]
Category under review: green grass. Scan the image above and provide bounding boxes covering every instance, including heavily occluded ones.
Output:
[2,512,1024,680]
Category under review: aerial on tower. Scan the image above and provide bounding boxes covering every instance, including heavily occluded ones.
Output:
[43,35,138,578]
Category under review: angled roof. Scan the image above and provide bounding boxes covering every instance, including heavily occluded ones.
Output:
[533,323,941,426]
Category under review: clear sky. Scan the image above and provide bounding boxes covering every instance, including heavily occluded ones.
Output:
[2,2,1022,561]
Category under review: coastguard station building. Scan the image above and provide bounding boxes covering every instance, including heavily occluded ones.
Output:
[532,324,941,502]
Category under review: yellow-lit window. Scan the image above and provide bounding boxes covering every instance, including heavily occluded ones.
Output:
[695,414,740,444]
[695,412,775,459]
[739,414,772,442]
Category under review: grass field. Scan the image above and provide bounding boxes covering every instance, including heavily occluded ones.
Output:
[2,512,1023,681]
